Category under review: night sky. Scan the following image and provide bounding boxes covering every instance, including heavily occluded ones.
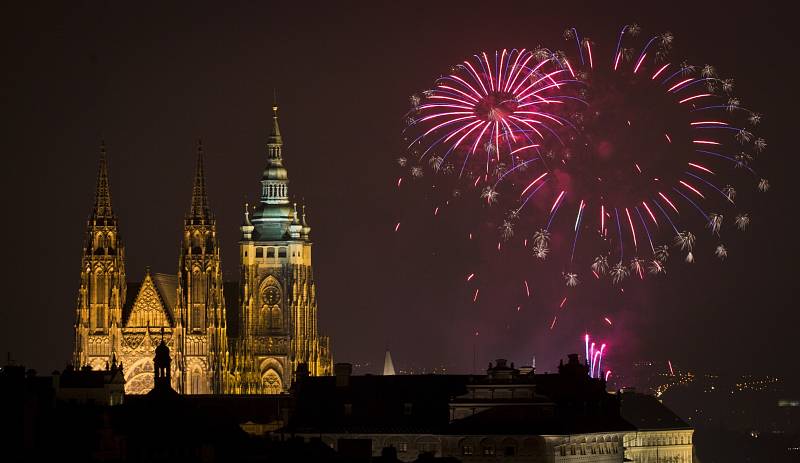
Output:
[3,1,797,383]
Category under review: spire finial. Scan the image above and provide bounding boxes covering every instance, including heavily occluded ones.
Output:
[92,141,114,220]
[189,139,212,221]
[268,92,282,146]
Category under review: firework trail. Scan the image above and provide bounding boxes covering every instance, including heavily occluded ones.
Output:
[584,334,609,379]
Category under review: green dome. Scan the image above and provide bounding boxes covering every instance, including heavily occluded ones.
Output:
[251,203,292,220]
[262,165,288,181]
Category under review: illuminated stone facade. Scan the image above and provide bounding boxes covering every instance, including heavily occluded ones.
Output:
[73,108,332,394]
[623,429,693,463]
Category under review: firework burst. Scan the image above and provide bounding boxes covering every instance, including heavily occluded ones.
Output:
[404,49,573,180]
[488,25,768,283]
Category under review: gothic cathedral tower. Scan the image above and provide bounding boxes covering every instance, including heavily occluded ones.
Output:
[174,141,228,394]
[74,143,126,370]
[236,104,332,393]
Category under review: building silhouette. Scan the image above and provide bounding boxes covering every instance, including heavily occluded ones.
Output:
[72,105,332,395]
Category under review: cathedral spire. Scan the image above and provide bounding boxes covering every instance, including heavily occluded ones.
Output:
[189,139,212,222]
[92,141,114,220]
[267,101,283,159]
[259,97,290,206]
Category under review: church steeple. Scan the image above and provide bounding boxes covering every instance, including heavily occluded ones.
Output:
[268,101,282,149]
[260,101,290,205]
[188,139,212,223]
[92,141,115,221]
[75,141,127,369]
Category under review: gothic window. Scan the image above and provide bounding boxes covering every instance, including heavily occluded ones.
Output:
[96,304,105,329]
[271,307,282,328]
[278,247,287,258]
[192,305,201,330]
[262,369,282,394]
[191,271,206,330]
[191,232,202,250]
[192,271,206,304]
[267,247,275,258]
[256,247,263,258]
[95,271,106,305]
[191,370,202,394]
[256,307,268,336]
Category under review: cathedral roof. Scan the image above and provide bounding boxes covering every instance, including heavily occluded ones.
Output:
[122,272,179,327]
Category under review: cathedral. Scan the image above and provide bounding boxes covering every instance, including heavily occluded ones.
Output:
[73,105,332,394]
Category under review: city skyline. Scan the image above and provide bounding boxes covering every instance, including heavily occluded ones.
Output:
[2,1,796,385]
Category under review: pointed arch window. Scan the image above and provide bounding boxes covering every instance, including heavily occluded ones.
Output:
[191,370,202,394]
[95,271,106,305]
[96,303,105,329]
[191,271,206,330]
[262,369,282,394]
[271,306,282,328]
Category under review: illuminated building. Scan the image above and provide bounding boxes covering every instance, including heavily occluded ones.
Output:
[289,356,632,462]
[620,390,694,463]
[72,105,332,394]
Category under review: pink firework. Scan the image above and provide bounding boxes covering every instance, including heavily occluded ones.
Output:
[494,25,767,286]
[584,334,609,380]
[404,49,573,179]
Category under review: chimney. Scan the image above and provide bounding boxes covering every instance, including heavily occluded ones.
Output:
[334,363,352,387]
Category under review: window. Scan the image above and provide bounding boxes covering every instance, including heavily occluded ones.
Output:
[278,247,287,258]
[267,247,275,258]
[271,307,282,328]
[191,371,201,394]
[96,304,105,329]
[398,442,408,453]
[462,445,473,456]
[344,403,353,416]
[256,247,263,258]
[504,446,516,456]
[192,305,201,330]
[192,272,206,304]
[418,442,437,454]
[191,273,206,330]
[483,446,495,456]
[95,272,106,305]
[404,402,413,415]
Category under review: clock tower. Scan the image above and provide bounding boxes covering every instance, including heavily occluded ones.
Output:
[234,103,332,393]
